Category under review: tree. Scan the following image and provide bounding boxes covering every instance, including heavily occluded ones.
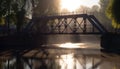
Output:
[33,0,60,16]
[0,0,60,34]
[98,0,113,31]
[106,0,120,29]
[0,0,38,34]
[32,0,61,33]
[0,0,14,34]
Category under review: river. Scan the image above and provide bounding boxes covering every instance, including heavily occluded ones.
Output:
[0,34,120,69]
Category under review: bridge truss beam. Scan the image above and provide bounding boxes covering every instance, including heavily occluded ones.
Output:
[26,14,107,34]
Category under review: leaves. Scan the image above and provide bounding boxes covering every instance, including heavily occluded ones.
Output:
[106,0,120,29]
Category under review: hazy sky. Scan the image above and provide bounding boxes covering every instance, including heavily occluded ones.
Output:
[60,0,100,12]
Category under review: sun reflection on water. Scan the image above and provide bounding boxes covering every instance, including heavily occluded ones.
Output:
[59,42,85,48]
[59,53,75,69]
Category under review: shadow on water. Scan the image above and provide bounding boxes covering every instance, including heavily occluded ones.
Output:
[0,34,48,50]
[101,49,120,54]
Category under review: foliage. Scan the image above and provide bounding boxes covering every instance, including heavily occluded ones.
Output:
[92,0,112,31]
[0,0,38,33]
[33,0,60,16]
[0,17,5,25]
[106,0,120,29]
[0,0,60,33]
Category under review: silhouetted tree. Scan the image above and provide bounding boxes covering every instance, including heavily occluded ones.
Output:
[0,0,38,34]
[106,0,120,29]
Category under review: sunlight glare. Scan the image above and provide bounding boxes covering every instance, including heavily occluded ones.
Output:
[59,43,85,48]
[59,54,74,69]
[61,0,81,12]
[60,0,100,12]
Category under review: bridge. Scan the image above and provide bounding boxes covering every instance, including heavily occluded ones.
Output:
[24,14,107,34]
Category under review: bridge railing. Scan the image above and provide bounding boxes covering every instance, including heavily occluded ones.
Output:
[47,11,95,16]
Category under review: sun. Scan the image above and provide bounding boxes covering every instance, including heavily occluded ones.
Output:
[61,0,81,12]
[60,0,100,12]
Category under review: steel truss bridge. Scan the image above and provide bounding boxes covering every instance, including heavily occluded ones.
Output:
[24,14,107,34]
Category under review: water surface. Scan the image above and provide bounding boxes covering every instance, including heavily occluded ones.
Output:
[0,34,119,69]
